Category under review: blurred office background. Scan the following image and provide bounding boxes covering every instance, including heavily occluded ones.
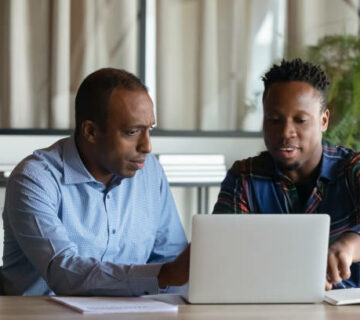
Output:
[0,0,359,249]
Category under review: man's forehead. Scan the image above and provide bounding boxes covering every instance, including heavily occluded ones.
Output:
[264,81,322,101]
[107,90,154,125]
[108,89,152,109]
[267,81,319,93]
[109,88,151,102]
[263,81,323,113]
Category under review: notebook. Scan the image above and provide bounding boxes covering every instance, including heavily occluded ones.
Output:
[324,288,360,305]
[187,214,330,304]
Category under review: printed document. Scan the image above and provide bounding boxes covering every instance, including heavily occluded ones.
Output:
[49,296,178,314]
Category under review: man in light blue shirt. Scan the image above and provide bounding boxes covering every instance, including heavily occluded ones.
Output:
[2,68,189,296]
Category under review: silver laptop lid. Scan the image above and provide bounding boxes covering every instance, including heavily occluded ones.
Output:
[188,214,330,304]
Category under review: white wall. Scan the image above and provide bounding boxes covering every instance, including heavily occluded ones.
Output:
[0,134,265,170]
[152,135,265,238]
[0,133,265,259]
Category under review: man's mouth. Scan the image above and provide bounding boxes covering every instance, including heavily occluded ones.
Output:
[129,159,146,170]
[277,146,300,158]
[279,147,297,151]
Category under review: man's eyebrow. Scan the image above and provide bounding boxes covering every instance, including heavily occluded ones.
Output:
[294,110,312,115]
[122,123,156,129]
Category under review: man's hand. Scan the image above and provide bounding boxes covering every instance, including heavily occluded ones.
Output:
[157,244,190,289]
[326,232,360,290]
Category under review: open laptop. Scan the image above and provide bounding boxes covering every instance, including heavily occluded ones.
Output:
[187,214,330,304]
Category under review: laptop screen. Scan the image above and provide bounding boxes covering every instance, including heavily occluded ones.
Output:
[188,214,329,304]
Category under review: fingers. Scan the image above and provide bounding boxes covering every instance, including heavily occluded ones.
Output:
[325,279,332,291]
[338,251,351,280]
[327,249,352,285]
[327,253,342,284]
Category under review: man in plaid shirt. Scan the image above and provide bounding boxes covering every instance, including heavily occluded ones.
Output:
[214,59,360,289]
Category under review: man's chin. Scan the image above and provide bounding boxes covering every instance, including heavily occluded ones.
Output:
[277,160,301,172]
[121,162,146,178]
[121,171,137,178]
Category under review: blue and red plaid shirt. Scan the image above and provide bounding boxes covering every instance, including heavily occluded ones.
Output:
[213,140,360,287]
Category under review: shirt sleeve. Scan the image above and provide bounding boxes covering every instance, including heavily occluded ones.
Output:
[4,169,163,296]
[212,169,250,214]
[147,161,188,264]
[346,153,360,234]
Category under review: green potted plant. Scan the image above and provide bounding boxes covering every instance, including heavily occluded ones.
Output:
[306,35,360,150]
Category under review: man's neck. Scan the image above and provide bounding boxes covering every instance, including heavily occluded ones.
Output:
[285,166,320,185]
[75,136,114,187]
[281,149,323,185]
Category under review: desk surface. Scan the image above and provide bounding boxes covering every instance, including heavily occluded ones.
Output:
[0,296,359,320]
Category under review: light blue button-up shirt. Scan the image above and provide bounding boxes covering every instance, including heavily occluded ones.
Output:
[2,136,187,296]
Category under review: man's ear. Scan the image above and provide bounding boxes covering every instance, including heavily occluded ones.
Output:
[321,109,330,133]
[81,120,99,144]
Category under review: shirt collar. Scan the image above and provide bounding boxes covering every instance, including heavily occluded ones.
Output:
[63,135,124,188]
[63,135,98,185]
[319,141,350,182]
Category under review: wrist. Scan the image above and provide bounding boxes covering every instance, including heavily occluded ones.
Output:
[158,262,171,289]
[338,232,360,260]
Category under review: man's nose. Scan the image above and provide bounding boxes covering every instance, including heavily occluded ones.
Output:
[137,131,152,154]
[281,120,296,139]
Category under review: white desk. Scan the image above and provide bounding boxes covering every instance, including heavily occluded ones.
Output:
[0,296,359,320]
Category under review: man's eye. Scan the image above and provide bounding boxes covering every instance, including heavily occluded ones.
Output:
[127,129,140,136]
[295,118,307,123]
[266,117,280,123]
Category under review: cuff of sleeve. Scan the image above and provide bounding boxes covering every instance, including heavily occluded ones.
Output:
[128,263,163,296]
[348,225,360,234]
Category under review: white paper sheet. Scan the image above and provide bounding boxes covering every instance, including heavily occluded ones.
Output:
[324,288,360,305]
[49,296,178,314]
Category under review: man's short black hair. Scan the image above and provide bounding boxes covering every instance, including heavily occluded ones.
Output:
[75,68,147,136]
[262,58,330,112]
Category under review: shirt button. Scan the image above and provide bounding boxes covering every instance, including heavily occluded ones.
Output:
[112,229,116,234]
